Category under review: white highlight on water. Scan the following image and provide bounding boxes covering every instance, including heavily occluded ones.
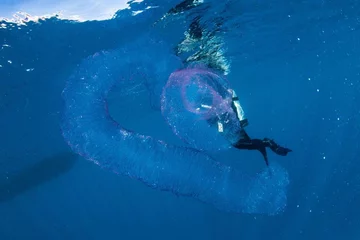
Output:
[0,0,143,23]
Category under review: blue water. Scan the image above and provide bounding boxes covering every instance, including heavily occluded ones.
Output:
[1,0,359,239]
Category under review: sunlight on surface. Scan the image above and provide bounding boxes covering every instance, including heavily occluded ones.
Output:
[0,0,143,22]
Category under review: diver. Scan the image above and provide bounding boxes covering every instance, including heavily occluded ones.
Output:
[227,89,292,166]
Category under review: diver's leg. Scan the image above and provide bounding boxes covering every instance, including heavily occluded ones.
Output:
[263,138,292,156]
[257,146,269,166]
[233,139,259,150]
[233,138,269,166]
[239,129,251,141]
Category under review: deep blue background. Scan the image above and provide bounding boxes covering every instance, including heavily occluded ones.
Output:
[0,0,359,239]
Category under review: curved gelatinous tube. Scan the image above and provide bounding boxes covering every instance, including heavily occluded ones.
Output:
[161,64,240,151]
[61,38,289,215]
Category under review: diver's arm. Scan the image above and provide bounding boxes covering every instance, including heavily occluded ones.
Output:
[231,90,244,119]
[229,89,248,128]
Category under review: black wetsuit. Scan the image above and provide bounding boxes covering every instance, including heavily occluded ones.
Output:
[231,97,292,166]
[233,129,292,166]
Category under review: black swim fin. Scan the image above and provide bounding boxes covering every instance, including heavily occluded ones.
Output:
[263,138,292,156]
